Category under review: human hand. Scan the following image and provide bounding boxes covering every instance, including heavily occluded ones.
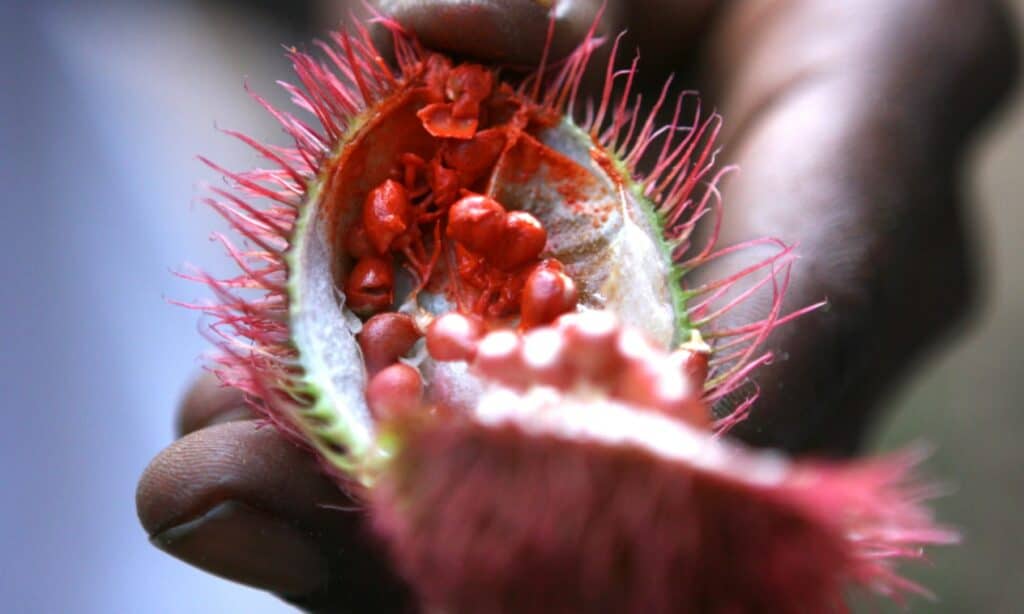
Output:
[137,0,1018,609]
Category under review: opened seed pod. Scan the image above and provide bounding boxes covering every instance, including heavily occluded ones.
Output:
[189,12,956,613]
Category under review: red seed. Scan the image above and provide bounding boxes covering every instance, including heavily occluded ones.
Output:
[472,330,526,388]
[616,352,708,426]
[421,54,452,103]
[447,194,507,254]
[428,158,461,207]
[679,398,711,427]
[427,312,485,362]
[492,211,547,271]
[520,327,571,387]
[363,179,412,254]
[445,64,493,119]
[365,363,423,422]
[358,313,422,375]
[673,348,710,388]
[614,360,671,409]
[345,256,394,316]
[557,311,622,381]
[615,326,658,364]
[520,260,578,329]
[345,223,374,259]
[417,102,479,139]
[666,349,712,427]
[443,128,506,185]
[398,152,425,189]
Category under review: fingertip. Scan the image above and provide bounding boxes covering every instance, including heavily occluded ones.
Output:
[135,423,336,596]
[137,421,412,608]
[137,421,336,536]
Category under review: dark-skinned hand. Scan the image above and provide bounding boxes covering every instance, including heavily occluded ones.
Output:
[137,1,1019,611]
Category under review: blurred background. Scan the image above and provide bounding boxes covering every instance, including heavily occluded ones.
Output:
[0,0,1020,612]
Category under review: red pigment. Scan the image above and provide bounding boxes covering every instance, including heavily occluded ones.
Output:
[330,57,601,416]
[339,59,579,325]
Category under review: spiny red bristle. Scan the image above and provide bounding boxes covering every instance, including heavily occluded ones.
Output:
[372,418,952,614]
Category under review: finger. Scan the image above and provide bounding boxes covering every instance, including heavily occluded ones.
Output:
[348,0,718,67]
[693,0,1019,454]
[369,0,614,65]
[176,372,253,437]
[137,421,411,611]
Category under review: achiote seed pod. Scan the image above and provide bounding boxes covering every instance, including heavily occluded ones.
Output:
[188,10,956,613]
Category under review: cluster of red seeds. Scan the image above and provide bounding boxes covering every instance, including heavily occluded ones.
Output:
[341,59,588,419]
[343,59,578,326]
[429,311,712,426]
[360,309,712,426]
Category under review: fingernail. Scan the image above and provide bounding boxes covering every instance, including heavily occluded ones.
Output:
[205,407,255,427]
[150,501,328,597]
